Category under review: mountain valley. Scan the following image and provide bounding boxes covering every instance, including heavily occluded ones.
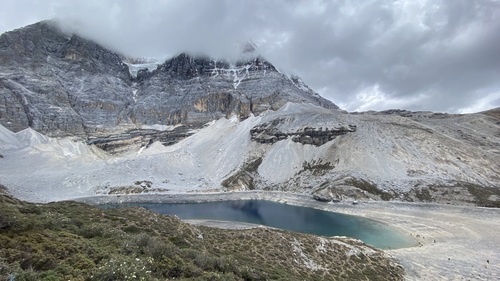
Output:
[1,20,500,281]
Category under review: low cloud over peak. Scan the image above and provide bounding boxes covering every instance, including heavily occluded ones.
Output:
[1,0,499,113]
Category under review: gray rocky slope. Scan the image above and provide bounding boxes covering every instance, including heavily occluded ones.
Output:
[0,21,499,206]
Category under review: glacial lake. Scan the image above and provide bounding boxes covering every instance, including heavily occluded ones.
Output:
[102,200,415,249]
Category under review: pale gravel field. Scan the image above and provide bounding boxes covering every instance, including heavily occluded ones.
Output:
[76,191,500,281]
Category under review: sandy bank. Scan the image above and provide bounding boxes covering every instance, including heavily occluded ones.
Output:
[75,191,500,280]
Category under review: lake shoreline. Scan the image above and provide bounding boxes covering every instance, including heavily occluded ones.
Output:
[75,191,500,280]
[97,196,417,249]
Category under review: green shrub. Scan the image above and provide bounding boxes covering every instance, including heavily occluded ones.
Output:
[77,223,105,238]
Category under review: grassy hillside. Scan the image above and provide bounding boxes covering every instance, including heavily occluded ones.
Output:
[0,188,403,280]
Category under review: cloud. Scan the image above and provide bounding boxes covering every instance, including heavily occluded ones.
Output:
[457,89,500,114]
[51,0,290,59]
[346,84,431,112]
[1,0,499,113]
[0,0,57,33]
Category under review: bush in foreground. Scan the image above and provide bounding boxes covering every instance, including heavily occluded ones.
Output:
[0,193,404,280]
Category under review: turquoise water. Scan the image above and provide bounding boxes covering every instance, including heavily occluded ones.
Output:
[102,200,415,249]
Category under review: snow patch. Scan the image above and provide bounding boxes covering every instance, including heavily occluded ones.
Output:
[124,62,161,78]
[207,59,270,89]
[132,89,138,102]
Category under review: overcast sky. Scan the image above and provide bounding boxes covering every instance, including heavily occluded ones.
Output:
[1,0,499,113]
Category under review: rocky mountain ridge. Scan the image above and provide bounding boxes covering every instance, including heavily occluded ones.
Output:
[0,21,337,152]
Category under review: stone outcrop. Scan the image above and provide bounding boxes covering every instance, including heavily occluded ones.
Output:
[250,119,356,146]
[87,126,196,154]
[221,158,263,191]
[0,21,338,151]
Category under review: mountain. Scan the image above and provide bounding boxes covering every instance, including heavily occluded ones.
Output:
[0,21,499,207]
[0,21,336,152]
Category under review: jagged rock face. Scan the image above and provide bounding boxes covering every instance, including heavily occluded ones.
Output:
[0,21,337,143]
[251,118,356,145]
[132,52,337,126]
[0,21,134,137]
[88,125,196,154]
